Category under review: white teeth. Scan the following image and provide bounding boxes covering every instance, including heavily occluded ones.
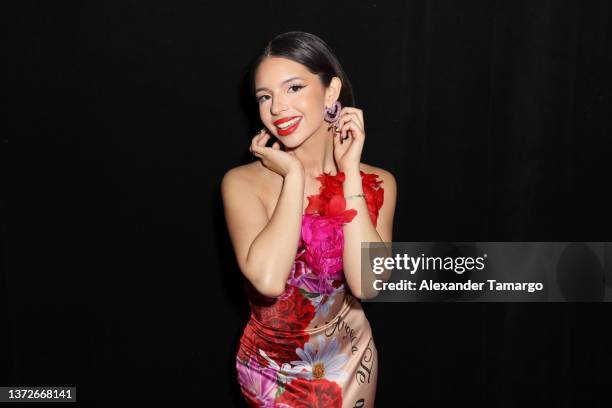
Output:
[277,117,301,129]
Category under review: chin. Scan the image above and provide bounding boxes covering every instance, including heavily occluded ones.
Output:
[283,134,310,148]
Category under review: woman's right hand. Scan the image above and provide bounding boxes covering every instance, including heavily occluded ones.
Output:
[250,128,304,177]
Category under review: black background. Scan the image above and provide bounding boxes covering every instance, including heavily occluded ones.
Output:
[5,0,612,406]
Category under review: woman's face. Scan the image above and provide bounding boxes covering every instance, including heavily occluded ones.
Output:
[254,56,337,147]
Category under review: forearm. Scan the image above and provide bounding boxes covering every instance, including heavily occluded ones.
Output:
[246,171,305,297]
[342,168,392,298]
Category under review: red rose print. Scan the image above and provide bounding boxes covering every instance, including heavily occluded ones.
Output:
[275,378,343,407]
[237,320,310,367]
[239,287,315,365]
[255,287,315,331]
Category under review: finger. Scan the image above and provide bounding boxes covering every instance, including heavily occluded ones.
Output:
[252,141,280,157]
[251,131,264,149]
[348,111,362,127]
[340,120,363,141]
[341,107,364,128]
[348,121,364,139]
[252,128,266,141]
[338,112,362,130]
[333,131,342,146]
[335,128,350,145]
[256,132,271,146]
[251,141,266,155]
[271,141,280,150]
[334,113,359,134]
[341,131,351,144]
[338,118,353,139]
[250,137,259,152]
[357,109,364,127]
[255,128,270,142]
[252,134,269,150]
[251,147,263,158]
[336,133,344,146]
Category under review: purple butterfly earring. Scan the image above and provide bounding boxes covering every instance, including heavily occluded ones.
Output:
[324,100,342,124]
[324,100,348,140]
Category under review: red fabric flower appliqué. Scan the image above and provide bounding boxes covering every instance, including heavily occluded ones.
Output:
[304,171,384,226]
[304,171,356,222]
[360,171,385,226]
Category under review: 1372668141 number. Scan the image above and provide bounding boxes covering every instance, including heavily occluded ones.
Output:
[1,387,76,402]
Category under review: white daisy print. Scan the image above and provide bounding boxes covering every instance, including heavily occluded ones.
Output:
[288,335,349,382]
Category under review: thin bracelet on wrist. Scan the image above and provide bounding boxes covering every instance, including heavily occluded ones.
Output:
[345,193,366,200]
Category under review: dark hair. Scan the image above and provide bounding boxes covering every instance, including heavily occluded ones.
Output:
[249,31,355,107]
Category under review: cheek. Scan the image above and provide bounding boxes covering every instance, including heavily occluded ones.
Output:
[297,98,324,122]
[259,106,272,124]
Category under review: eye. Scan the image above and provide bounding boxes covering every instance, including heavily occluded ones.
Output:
[255,84,305,104]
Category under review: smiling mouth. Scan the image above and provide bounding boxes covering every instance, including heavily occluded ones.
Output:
[275,117,302,136]
[275,116,302,129]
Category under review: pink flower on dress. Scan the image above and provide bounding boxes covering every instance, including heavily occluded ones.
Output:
[287,259,335,295]
[288,259,308,285]
[236,355,278,407]
[300,213,351,295]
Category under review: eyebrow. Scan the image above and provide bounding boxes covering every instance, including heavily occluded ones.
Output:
[255,76,305,93]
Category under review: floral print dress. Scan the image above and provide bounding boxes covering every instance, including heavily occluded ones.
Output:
[236,170,385,408]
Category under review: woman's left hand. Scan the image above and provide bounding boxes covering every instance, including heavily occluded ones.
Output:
[332,107,365,173]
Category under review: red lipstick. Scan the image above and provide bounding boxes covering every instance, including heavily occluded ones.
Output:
[273,116,303,136]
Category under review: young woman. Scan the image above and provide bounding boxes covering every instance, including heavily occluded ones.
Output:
[222,31,396,408]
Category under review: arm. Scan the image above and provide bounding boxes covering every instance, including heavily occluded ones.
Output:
[342,167,397,299]
[221,168,305,298]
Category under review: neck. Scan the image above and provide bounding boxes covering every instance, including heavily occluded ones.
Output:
[288,121,337,178]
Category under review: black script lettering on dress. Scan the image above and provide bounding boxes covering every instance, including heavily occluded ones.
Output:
[325,315,359,354]
[356,337,374,385]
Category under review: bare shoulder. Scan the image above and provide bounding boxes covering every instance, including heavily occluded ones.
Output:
[221,161,282,203]
[359,163,397,190]
[222,161,260,187]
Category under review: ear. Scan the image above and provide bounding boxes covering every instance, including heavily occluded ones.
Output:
[325,76,342,106]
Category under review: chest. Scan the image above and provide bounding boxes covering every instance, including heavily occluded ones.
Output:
[261,177,327,221]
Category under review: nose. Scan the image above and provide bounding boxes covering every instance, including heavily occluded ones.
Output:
[270,94,289,116]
